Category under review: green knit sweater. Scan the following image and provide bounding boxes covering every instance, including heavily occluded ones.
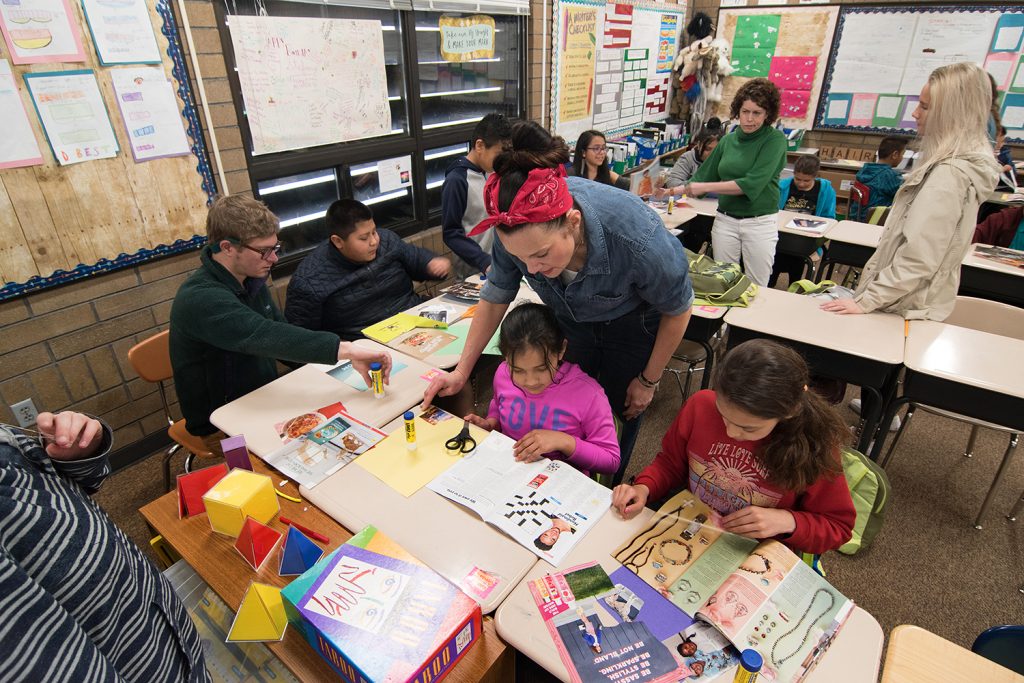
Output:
[169,247,340,436]
[692,125,787,218]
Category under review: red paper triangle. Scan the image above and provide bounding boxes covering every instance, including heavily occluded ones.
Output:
[176,463,229,518]
[234,517,283,571]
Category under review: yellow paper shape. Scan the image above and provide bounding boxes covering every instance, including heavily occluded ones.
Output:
[227,583,287,642]
[362,312,447,344]
[356,415,486,497]
[203,469,279,537]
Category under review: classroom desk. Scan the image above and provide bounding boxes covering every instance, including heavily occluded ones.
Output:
[815,220,884,282]
[869,322,1024,526]
[494,508,885,683]
[724,288,905,452]
[139,460,514,683]
[776,210,838,280]
[959,244,1024,308]
[880,625,1024,683]
[300,446,539,615]
[209,339,433,457]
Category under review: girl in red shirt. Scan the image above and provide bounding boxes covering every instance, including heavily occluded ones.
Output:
[611,340,855,554]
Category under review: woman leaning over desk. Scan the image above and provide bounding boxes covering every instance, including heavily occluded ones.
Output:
[674,79,788,286]
[423,121,694,485]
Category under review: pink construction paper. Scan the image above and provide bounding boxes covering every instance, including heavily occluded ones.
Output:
[848,93,879,127]
[769,56,817,91]
[779,89,811,119]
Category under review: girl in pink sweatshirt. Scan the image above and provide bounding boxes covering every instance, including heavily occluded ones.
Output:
[465,303,620,476]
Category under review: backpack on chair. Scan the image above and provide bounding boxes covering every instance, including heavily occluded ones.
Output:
[838,446,891,555]
[685,249,758,307]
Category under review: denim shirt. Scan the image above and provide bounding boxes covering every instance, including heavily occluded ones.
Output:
[481,176,694,323]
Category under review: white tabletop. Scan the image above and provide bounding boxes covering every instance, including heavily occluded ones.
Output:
[495,508,884,683]
[961,244,1024,278]
[905,321,1024,399]
[209,339,431,457]
[827,220,885,249]
[777,210,838,238]
[724,288,906,364]
[301,452,539,615]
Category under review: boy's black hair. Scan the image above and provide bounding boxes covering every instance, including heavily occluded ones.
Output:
[877,136,909,161]
[325,198,373,239]
[471,113,512,148]
[793,155,820,176]
[498,303,565,379]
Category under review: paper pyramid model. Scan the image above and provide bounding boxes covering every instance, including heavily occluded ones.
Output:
[234,517,283,571]
[278,526,325,576]
[226,582,288,642]
[176,463,229,518]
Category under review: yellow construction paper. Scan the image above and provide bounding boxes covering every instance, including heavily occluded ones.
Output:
[362,313,447,344]
[227,583,287,642]
[203,469,279,537]
[355,415,486,497]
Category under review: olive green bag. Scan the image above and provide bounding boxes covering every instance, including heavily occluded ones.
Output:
[684,249,758,307]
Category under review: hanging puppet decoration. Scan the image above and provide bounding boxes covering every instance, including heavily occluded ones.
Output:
[671,12,734,134]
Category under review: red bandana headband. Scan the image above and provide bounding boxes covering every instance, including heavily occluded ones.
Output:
[469,165,572,236]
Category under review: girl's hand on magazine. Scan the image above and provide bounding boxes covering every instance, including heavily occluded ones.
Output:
[721,506,796,538]
[513,429,573,463]
[611,484,650,520]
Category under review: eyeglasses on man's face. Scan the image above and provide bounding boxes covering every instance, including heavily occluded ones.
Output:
[237,240,282,260]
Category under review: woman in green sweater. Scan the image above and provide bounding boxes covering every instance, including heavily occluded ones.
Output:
[678,79,788,286]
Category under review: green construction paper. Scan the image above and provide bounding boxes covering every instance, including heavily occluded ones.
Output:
[443,320,502,357]
[871,95,904,128]
[732,14,780,50]
[731,48,774,78]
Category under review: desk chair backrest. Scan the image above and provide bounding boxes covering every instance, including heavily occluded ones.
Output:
[972,625,1024,674]
[945,296,1024,341]
[847,181,870,221]
[128,331,173,422]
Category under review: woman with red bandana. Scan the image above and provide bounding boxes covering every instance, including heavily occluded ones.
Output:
[424,121,695,484]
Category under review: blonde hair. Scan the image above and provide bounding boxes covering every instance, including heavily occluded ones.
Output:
[907,62,994,184]
[206,194,279,244]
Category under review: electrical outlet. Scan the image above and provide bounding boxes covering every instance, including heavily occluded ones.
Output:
[10,399,38,428]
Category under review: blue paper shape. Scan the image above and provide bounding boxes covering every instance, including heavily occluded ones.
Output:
[279,527,325,576]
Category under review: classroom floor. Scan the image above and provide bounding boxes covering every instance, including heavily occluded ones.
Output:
[96,328,1024,681]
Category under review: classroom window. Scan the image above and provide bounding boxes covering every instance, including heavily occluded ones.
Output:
[351,159,417,228]
[424,143,469,215]
[257,169,339,254]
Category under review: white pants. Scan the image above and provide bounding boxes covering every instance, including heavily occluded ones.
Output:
[711,212,779,287]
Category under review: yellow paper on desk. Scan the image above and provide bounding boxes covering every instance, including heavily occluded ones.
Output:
[356,413,487,496]
[362,312,447,343]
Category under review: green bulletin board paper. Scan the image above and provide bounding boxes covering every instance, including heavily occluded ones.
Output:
[731,48,774,78]
[733,14,781,50]
[1012,55,1024,94]
[871,94,904,128]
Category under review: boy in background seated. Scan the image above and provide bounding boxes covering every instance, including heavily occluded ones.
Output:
[769,155,836,287]
[855,136,908,217]
[286,199,451,340]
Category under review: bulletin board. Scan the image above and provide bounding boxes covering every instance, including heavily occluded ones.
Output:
[716,5,839,130]
[0,0,214,302]
[551,0,687,144]
[816,5,1024,142]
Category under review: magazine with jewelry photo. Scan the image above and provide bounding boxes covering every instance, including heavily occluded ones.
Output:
[613,491,853,682]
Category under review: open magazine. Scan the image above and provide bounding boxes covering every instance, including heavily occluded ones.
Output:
[529,562,739,683]
[784,217,830,236]
[427,431,611,565]
[613,491,853,683]
[972,244,1024,269]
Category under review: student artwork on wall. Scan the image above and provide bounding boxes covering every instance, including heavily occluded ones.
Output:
[438,14,495,62]
[80,0,161,65]
[717,5,839,130]
[552,0,686,144]
[228,15,391,155]
[0,0,86,64]
[0,59,43,168]
[110,66,191,161]
[817,5,1024,142]
[24,69,119,165]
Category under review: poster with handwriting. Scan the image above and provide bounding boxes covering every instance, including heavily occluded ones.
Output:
[24,69,118,165]
[110,66,190,161]
[438,14,494,62]
[558,4,597,123]
[0,59,43,168]
[0,0,85,64]
[81,0,161,65]
[229,15,391,155]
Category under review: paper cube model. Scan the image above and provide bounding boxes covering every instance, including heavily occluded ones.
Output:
[235,517,283,571]
[176,463,229,518]
[220,434,253,472]
[227,582,288,642]
[278,526,325,576]
[202,469,279,537]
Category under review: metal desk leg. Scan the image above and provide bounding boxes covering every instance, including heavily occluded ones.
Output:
[871,396,910,463]
[974,434,1019,530]
[699,340,715,390]
[856,386,884,454]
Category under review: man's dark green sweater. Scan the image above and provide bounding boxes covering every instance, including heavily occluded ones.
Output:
[169,247,340,437]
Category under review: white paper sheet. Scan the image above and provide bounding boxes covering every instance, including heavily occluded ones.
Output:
[829,14,916,93]
[81,0,161,64]
[0,0,85,64]
[110,67,190,161]
[899,12,998,95]
[24,70,118,165]
[849,96,876,122]
[1003,106,1024,129]
[993,25,1022,52]
[0,58,43,168]
[826,98,849,120]
[377,154,412,192]
[874,95,902,120]
[985,54,1015,90]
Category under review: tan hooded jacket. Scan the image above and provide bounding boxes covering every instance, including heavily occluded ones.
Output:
[853,152,1000,321]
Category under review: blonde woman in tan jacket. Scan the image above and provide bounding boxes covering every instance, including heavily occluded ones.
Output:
[821,62,1000,321]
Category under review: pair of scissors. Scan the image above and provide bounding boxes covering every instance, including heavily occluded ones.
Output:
[445,420,477,454]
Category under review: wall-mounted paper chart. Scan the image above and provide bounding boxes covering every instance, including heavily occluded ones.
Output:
[0,0,85,64]
[81,0,161,65]
[0,59,43,169]
[111,67,190,162]
[24,69,118,165]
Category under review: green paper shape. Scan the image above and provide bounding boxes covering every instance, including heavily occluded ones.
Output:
[731,48,775,78]
[871,95,904,128]
[733,14,781,50]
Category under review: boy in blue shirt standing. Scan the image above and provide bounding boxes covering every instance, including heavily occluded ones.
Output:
[855,136,908,219]
[441,114,512,278]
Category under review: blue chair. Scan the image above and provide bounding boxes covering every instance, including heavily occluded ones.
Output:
[971,625,1024,674]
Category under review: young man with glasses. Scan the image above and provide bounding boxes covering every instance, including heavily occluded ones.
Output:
[170,195,391,455]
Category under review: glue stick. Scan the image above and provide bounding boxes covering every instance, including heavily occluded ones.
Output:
[370,362,384,399]
[733,649,762,683]
[404,411,416,451]
[667,195,675,214]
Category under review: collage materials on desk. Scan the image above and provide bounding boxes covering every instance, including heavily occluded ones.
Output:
[613,491,853,683]
[441,282,484,301]
[280,525,482,683]
[264,410,385,489]
[972,244,1024,268]
[275,402,347,445]
[393,329,459,360]
[326,359,409,391]
[784,218,830,236]
[427,431,611,565]
[415,302,462,324]
[361,312,448,344]
[529,562,696,683]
